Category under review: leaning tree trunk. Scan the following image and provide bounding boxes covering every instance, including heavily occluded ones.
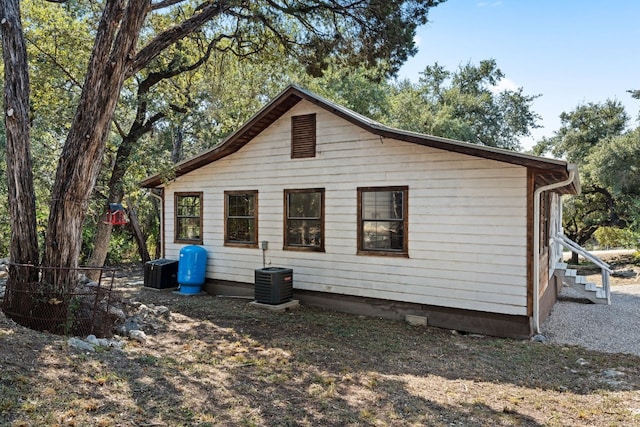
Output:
[127,201,151,263]
[87,138,134,273]
[87,131,146,276]
[87,96,165,271]
[1,0,41,312]
[41,0,150,284]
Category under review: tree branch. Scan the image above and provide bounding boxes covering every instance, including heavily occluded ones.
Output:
[150,0,187,11]
[24,35,83,89]
[127,1,229,77]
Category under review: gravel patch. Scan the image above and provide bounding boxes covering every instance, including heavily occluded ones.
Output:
[542,284,640,356]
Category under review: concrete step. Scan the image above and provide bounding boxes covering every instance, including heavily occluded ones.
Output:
[555,262,568,270]
[585,282,597,292]
[566,282,609,304]
[554,258,610,304]
[596,289,607,300]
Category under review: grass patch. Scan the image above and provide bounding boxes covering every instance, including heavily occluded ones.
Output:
[1,277,640,426]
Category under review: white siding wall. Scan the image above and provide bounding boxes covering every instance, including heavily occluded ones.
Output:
[163,101,529,316]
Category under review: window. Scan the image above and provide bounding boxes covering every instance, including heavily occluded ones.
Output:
[291,114,316,158]
[358,186,408,256]
[225,190,258,247]
[175,192,203,244]
[284,188,324,251]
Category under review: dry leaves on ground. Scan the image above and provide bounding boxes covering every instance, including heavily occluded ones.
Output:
[1,264,640,426]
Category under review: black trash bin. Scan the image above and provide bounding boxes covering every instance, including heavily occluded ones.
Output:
[144,259,179,289]
[254,267,293,304]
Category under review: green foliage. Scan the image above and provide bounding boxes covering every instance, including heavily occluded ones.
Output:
[533,100,629,163]
[536,100,638,246]
[585,127,640,195]
[23,0,93,133]
[105,227,140,264]
[385,60,541,150]
[299,64,391,121]
[594,227,640,250]
[296,59,541,151]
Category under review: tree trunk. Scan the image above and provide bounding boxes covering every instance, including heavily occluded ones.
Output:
[150,194,162,259]
[87,134,138,271]
[570,251,579,265]
[1,0,40,300]
[78,3,226,274]
[127,201,151,263]
[87,95,165,270]
[42,0,149,284]
[171,121,185,163]
[89,220,114,268]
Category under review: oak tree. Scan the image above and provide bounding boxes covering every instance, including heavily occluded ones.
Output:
[1,0,442,327]
[533,100,635,261]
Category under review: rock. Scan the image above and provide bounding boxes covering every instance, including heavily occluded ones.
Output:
[123,318,140,333]
[468,334,485,338]
[68,337,96,352]
[531,334,548,343]
[612,269,637,278]
[602,369,625,379]
[85,334,100,346]
[91,334,125,349]
[108,339,125,350]
[137,304,150,317]
[576,357,589,366]
[129,329,148,344]
[108,306,127,320]
[153,305,171,317]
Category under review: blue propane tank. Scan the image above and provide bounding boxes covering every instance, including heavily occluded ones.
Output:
[177,245,207,294]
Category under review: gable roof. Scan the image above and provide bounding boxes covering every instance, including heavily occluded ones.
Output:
[140,85,579,194]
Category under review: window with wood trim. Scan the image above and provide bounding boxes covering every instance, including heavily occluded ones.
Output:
[225,190,258,247]
[291,114,316,158]
[175,192,203,244]
[284,188,324,251]
[358,186,408,256]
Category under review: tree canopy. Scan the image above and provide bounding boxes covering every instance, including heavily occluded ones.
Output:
[386,60,541,150]
[533,99,640,250]
[297,59,542,151]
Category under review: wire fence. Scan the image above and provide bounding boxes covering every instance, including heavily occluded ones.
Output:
[2,264,118,337]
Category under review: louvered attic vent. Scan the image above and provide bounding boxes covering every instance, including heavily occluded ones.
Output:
[291,113,316,158]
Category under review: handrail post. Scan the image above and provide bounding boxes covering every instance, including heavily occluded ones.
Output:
[602,269,610,304]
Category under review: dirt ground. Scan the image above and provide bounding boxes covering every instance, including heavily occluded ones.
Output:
[2,256,640,426]
[569,250,640,286]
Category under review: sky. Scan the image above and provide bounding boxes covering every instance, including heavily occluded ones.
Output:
[397,0,640,150]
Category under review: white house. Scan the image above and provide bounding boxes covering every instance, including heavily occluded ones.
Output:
[141,85,608,338]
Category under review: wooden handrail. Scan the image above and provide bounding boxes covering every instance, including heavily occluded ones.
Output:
[553,234,611,304]
[553,234,612,273]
